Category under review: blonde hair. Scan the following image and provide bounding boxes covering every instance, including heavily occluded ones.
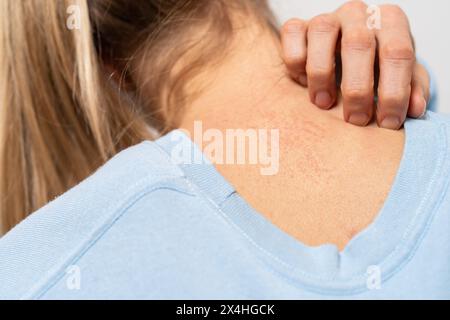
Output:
[0,0,277,233]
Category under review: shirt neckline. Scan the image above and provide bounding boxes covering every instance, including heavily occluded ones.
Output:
[156,116,448,294]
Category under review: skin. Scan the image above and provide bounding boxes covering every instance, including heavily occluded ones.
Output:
[178,20,405,251]
[280,1,430,130]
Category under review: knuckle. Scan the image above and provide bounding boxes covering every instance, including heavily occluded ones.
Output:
[379,90,409,108]
[341,0,368,13]
[381,4,406,18]
[342,29,375,52]
[307,65,334,80]
[379,88,400,100]
[282,18,308,34]
[342,86,372,101]
[309,14,339,34]
[284,54,306,67]
[380,43,415,63]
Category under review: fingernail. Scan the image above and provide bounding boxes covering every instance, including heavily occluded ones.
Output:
[315,91,332,109]
[380,116,401,130]
[348,113,370,126]
[298,73,307,86]
[419,97,427,118]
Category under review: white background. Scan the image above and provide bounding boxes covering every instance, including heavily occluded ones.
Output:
[269,0,450,113]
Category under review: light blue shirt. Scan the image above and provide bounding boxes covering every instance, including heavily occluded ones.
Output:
[1,112,449,300]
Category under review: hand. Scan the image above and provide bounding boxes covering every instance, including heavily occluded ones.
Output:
[280,0,430,130]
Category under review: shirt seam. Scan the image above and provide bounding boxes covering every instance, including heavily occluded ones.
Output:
[24,142,190,299]
[154,128,449,295]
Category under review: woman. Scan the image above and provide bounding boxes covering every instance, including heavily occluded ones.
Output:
[0,0,448,299]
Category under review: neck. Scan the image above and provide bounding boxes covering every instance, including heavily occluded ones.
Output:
[177,23,406,251]
[180,22,350,141]
[179,23,343,131]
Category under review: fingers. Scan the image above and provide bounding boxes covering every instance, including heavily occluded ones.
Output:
[281,19,308,86]
[281,2,424,130]
[282,14,340,109]
[409,63,430,118]
[306,14,340,109]
[337,1,376,126]
[376,5,415,129]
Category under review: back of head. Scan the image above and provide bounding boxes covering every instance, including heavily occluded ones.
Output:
[0,0,277,233]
